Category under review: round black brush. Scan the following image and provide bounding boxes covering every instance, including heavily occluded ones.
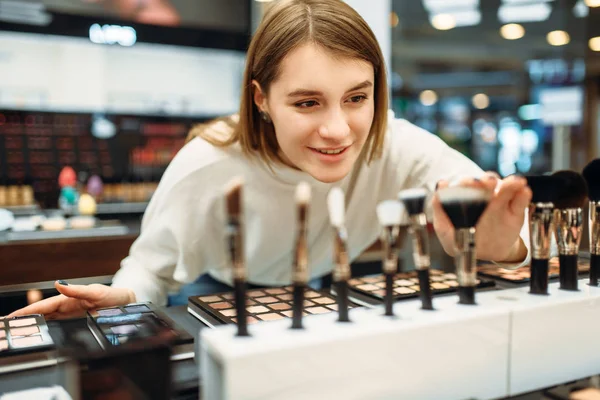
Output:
[583,159,600,286]
[552,170,588,291]
[438,186,490,305]
[526,175,561,295]
[398,188,434,310]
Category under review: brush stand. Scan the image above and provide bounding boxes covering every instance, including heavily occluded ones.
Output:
[200,280,600,400]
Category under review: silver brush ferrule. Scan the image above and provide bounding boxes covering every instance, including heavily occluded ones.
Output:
[554,208,583,256]
[529,203,555,260]
[590,201,600,256]
[410,213,431,271]
[455,227,477,287]
[381,225,400,274]
[227,219,246,280]
[333,227,351,281]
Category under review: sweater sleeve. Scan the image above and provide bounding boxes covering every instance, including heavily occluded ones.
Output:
[389,116,531,269]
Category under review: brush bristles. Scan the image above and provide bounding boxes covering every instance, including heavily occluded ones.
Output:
[552,170,588,209]
[225,177,243,217]
[376,200,405,227]
[327,187,345,228]
[583,159,600,202]
[526,175,560,204]
[296,182,311,224]
[437,186,490,204]
[295,182,311,205]
[398,188,428,216]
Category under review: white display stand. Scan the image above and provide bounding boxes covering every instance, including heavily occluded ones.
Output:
[200,279,600,400]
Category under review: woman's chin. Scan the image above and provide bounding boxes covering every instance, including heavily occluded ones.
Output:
[306,166,351,184]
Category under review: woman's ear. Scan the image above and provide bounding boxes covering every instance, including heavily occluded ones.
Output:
[252,80,269,114]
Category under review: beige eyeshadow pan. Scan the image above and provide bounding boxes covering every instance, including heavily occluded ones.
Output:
[0,340,7,351]
[264,288,286,295]
[247,305,269,314]
[11,325,40,336]
[199,295,222,303]
[211,302,232,310]
[12,336,44,347]
[9,318,36,328]
[255,296,278,304]
[269,303,291,311]
[277,294,293,301]
[0,330,5,339]
[304,291,321,299]
[305,307,329,314]
[313,297,335,305]
[221,310,237,317]
[257,313,284,321]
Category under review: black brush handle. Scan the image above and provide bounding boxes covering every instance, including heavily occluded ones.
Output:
[417,269,434,310]
[384,273,394,316]
[559,254,579,291]
[336,280,350,322]
[457,286,476,305]
[590,254,600,286]
[530,258,549,295]
[291,284,305,329]
[234,279,248,336]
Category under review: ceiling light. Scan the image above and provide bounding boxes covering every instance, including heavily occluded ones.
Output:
[585,0,600,7]
[498,3,552,23]
[547,30,570,46]
[419,90,438,106]
[500,23,525,40]
[472,93,490,109]
[422,0,479,13]
[390,12,399,28]
[574,0,589,17]
[502,0,554,3]
[589,36,600,51]
[430,13,456,30]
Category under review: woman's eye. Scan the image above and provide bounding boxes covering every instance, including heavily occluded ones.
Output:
[295,100,319,108]
[348,95,367,103]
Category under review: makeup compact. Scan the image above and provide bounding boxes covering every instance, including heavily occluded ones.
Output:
[0,315,54,357]
[345,269,495,306]
[188,286,357,328]
[87,303,192,350]
[478,257,590,285]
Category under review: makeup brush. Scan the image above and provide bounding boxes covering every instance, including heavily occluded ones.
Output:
[437,186,491,305]
[376,200,406,316]
[327,187,351,322]
[291,182,311,330]
[583,159,600,286]
[526,175,560,295]
[398,188,434,310]
[225,177,248,337]
[552,170,588,291]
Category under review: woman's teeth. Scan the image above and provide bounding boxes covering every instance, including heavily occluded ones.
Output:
[315,148,344,155]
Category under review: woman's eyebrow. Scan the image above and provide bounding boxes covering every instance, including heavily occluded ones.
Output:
[287,80,373,98]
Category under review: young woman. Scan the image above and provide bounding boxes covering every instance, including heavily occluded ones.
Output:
[10,0,531,319]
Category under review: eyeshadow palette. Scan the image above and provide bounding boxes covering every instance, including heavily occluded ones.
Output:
[87,302,193,350]
[344,269,495,306]
[477,257,590,284]
[188,286,358,328]
[0,314,54,356]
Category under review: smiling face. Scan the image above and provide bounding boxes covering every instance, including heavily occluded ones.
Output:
[253,43,375,183]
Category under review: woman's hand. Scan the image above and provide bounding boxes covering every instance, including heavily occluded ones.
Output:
[432,173,532,263]
[7,280,135,320]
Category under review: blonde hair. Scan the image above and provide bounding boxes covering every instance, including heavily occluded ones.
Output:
[190,0,388,165]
